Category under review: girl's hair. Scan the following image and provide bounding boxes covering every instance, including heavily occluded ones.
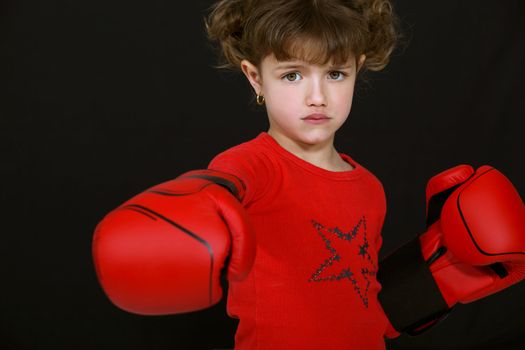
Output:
[205,0,399,72]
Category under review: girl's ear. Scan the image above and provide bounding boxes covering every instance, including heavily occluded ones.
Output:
[241,59,263,94]
[357,54,366,72]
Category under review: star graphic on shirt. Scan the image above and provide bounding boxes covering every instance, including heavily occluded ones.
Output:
[308,216,377,308]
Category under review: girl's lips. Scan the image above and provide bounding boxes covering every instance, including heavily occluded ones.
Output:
[302,113,330,124]
[303,113,329,120]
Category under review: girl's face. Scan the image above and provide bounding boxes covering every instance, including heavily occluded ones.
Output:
[242,53,364,149]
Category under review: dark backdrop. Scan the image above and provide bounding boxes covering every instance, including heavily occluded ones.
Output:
[2,0,524,349]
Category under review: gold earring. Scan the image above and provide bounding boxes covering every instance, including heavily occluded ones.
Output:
[256,93,265,106]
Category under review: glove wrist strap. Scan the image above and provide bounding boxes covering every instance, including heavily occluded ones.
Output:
[377,236,450,334]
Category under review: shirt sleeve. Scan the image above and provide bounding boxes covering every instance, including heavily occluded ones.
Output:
[207,145,273,208]
[373,174,387,255]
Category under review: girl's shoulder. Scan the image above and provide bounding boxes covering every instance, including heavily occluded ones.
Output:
[208,133,273,170]
[207,134,276,205]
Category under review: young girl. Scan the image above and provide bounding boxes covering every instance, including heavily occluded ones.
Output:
[92,1,525,349]
[204,0,398,348]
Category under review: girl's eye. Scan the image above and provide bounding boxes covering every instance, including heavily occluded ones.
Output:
[281,71,347,81]
[329,71,346,80]
[283,72,301,81]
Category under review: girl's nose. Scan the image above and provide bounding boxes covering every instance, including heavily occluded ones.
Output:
[306,79,327,107]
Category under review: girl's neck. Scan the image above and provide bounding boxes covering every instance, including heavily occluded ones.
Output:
[267,129,354,172]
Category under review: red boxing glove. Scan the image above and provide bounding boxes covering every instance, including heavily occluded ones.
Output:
[423,165,525,307]
[378,165,525,335]
[92,169,256,315]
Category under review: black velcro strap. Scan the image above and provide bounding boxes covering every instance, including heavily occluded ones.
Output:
[377,236,450,333]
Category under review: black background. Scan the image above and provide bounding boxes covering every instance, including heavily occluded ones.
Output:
[2,1,525,349]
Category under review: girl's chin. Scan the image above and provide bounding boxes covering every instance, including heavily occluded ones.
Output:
[294,131,335,146]
[269,125,336,146]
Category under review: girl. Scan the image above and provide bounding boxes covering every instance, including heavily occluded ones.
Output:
[204,0,398,348]
[92,2,525,349]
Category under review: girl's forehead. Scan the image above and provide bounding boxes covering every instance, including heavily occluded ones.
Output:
[271,35,358,66]
[263,53,355,68]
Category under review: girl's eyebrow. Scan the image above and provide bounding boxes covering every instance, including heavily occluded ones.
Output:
[330,64,353,69]
[274,63,307,70]
[275,63,353,71]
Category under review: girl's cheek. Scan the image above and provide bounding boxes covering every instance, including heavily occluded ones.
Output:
[282,86,302,102]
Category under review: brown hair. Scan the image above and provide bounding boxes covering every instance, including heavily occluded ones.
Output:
[205,0,399,72]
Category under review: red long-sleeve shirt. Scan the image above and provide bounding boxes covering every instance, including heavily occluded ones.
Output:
[208,132,390,349]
